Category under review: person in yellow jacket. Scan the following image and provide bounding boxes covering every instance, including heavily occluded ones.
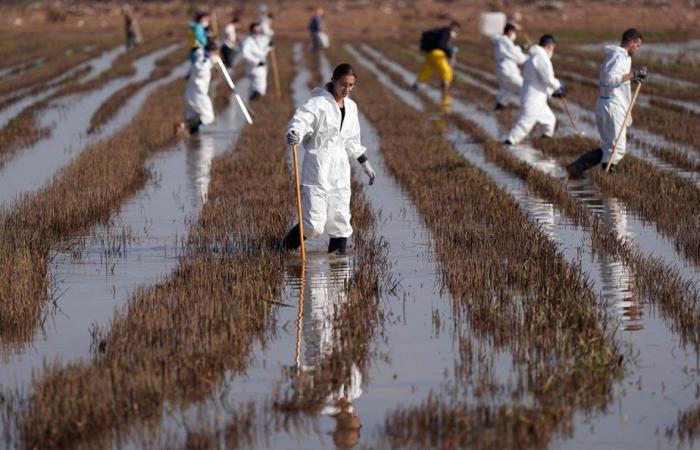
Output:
[414,21,461,95]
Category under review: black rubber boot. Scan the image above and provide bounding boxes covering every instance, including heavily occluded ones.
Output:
[328,237,347,255]
[279,224,304,251]
[494,102,505,111]
[249,91,263,102]
[566,148,603,178]
[187,118,202,135]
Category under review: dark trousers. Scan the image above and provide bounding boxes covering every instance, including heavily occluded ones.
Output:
[568,148,603,175]
[221,45,236,69]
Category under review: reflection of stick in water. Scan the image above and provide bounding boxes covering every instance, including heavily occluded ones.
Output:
[295,263,305,369]
[214,57,254,124]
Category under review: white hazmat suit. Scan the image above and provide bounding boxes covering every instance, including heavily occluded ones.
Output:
[492,33,528,106]
[286,87,366,239]
[506,45,561,144]
[597,44,632,165]
[184,49,215,127]
[241,34,271,96]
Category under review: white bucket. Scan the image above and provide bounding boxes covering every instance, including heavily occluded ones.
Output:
[478,12,507,37]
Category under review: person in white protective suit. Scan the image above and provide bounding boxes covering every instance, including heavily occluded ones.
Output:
[566,29,646,177]
[183,41,219,134]
[281,63,376,255]
[240,22,272,101]
[504,35,565,146]
[492,23,528,111]
[257,4,275,44]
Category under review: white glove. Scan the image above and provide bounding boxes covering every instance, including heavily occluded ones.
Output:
[361,161,376,185]
[286,130,300,145]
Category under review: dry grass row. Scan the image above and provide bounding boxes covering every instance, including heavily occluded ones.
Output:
[370,41,700,349]
[0,76,186,345]
[7,43,297,450]
[88,44,186,134]
[0,38,180,169]
[337,43,623,448]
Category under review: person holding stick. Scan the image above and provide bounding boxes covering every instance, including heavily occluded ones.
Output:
[280,64,376,255]
[241,22,272,101]
[566,29,647,177]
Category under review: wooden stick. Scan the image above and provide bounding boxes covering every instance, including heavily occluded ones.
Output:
[270,47,282,98]
[294,262,305,369]
[605,81,642,173]
[292,144,306,261]
[560,97,581,135]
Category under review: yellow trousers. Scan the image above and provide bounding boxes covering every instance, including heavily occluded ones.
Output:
[417,49,453,84]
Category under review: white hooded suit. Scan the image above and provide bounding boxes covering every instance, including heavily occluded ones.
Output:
[241,34,271,95]
[507,45,561,144]
[492,34,528,106]
[184,49,215,126]
[597,44,633,165]
[286,87,366,239]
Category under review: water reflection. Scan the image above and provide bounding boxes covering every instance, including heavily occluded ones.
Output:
[567,179,642,331]
[286,256,363,448]
[186,133,216,204]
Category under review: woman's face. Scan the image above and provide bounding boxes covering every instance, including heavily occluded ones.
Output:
[333,75,356,98]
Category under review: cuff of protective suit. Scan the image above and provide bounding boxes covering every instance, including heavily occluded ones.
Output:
[357,154,368,164]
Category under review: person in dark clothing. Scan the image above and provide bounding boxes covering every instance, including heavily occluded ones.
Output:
[413,20,461,94]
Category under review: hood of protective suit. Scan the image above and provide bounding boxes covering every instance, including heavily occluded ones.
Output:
[603,43,627,57]
[530,44,552,59]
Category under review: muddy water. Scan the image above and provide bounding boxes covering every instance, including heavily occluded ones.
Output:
[368,46,700,284]
[0,46,125,124]
[0,44,183,208]
[353,44,700,450]
[0,80,249,388]
[108,43,468,450]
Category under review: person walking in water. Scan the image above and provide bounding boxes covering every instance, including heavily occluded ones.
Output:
[183,41,220,134]
[566,28,647,176]
[309,6,329,51]
[220,15,240,70]
[492,22,528,111]
[281,64,376,255]
[188,11,210,63]
[241,22,272,101]
[413,20,461,95]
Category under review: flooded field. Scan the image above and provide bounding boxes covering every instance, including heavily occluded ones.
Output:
[2,1,700,449]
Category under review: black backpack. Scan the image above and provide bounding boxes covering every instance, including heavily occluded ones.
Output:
[420,28,442,52]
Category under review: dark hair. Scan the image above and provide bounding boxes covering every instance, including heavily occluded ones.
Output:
[449,20,461,29]
[539,34,556,46]
[195,12,209,23]
[249,22,260,32]
[325,63,357,91]
[504,23,517,34]
[621,28,643,44]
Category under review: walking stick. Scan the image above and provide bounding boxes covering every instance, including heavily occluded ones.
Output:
[560,97,581,135]
[215,57,254,124]
[270,46,282,98]
[605,81,643,173]
[292,144,306,261]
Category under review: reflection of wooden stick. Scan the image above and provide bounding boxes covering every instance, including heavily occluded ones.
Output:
[294,263,305,369]
[270,47,282,98]
[606,81,642,173]
[292,144,306,261]
[560,97,581,135]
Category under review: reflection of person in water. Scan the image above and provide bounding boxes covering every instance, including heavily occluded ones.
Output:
[186,133,216,205]
[295,257,363,446]
[601,197,643,330]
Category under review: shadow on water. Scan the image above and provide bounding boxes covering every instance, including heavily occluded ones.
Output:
[0,44,183,208]
[0,80,248,388]
[354,43,700,450]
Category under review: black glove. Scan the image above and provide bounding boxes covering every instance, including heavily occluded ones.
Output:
[634,67,647,82]
[552,88,565,98]
[258,61,266,67]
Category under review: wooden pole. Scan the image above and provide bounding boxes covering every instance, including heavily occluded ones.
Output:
[292,144,306,261]
[605,81,642,173]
